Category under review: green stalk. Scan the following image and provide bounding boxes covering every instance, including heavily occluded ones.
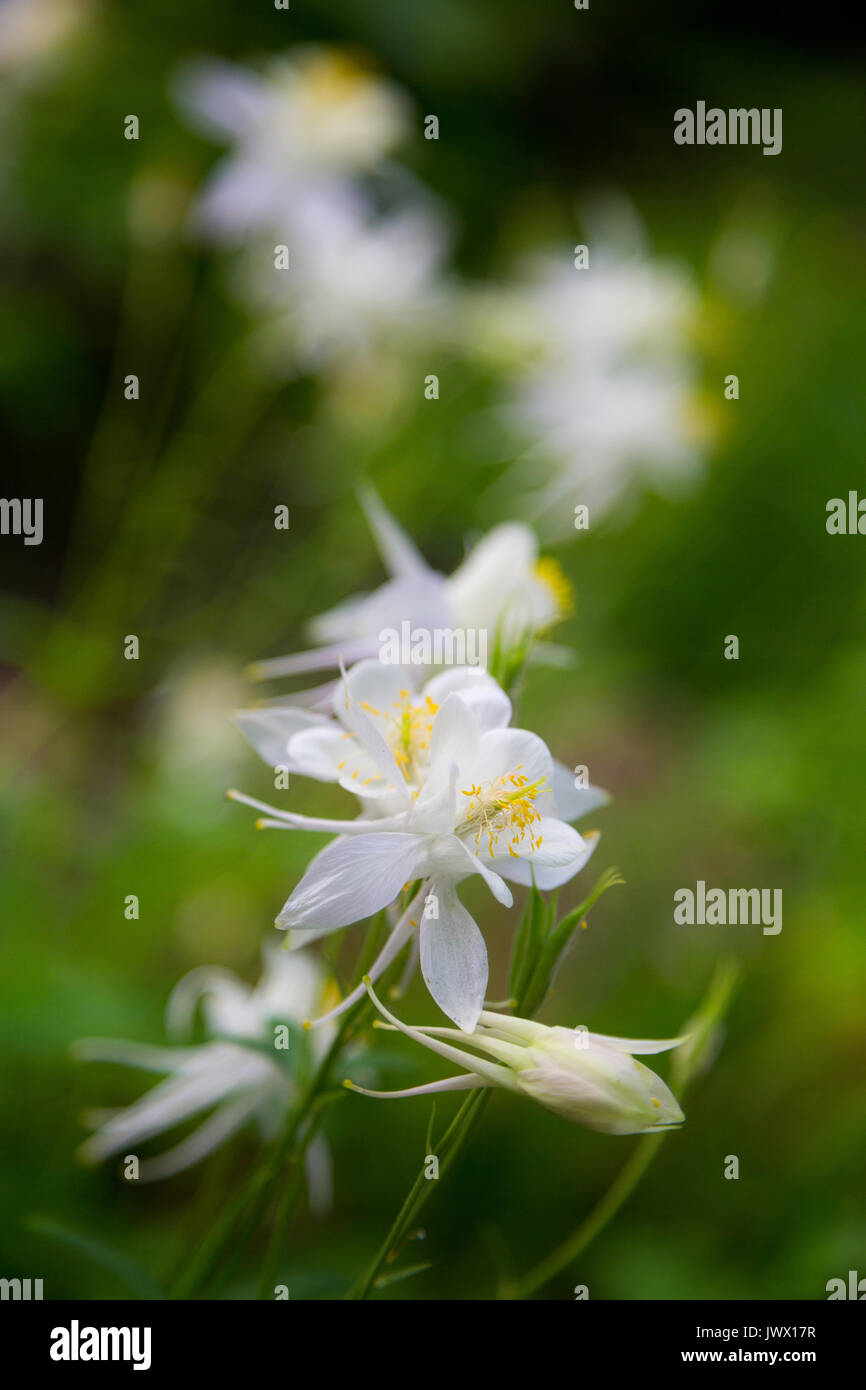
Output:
[503,961,741,1299]
[345,866,628,1299]
[346,1089,490,1300]
[171,916,387,1298]
[504,1133,663,1299]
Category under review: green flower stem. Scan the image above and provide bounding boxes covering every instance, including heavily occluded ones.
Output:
[346,1089,490,1300]
[346,873,625,1301]
[504,1132,664,1300]
[503,961,741,1300]
[254,1114,323,1301]
[172,917,387,1298]
[171,1045,334,1299]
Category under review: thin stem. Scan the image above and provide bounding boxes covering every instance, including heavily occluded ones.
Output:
[504,1133,664,1300]
[504,961,741,1300]
[346,1089,489,1300]
[171,917,388,1298]
[344,892,554,1302]
[255,1121,318,1301]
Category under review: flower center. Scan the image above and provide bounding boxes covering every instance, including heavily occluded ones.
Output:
[460,766,546,857]
[360,690,439,783]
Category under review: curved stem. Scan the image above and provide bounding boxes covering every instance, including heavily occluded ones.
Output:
[346,1088,490,1300]
[504,961,741,1300]
[504,1133,664,1300]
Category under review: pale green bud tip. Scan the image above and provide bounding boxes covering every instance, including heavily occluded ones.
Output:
[516,1038,686,1135]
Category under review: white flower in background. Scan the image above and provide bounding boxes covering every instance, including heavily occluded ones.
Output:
[473,245,705,530]
[349,982,686,1136]
[229,661,606,1032]
[173,46,411,243]
[175,47,452,381]
[73,948,335,1206]
[0,0,89,75]
[249,486,572,693]
[238,180,451,376]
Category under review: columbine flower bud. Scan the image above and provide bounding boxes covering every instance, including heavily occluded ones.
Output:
[348,982,685,1137]
[491,1018,685,1134]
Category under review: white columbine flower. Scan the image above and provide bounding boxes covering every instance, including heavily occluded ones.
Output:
[249,486,573,691]
[175,48,452,383]
[229,662,605,1033]
[238,661,511,813]
[473,246,704,530]
[73,948,335,1205]
[173,46,411,243]
[237,179,451,377]
[349,981,685,1136]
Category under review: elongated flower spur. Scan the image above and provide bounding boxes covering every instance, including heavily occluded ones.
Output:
[347,979,686,1136]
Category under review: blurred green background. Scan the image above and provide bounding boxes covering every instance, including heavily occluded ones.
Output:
[1,0,865,1300]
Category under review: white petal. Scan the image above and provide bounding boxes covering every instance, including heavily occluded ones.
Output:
[423,667,512,732]
[276,832,426,931]
[172,60,266,141]
[336,658,415,722]
[583,1032,688,1055]
[347,1074,491,1100]
[71,1039,199,1073]
[449,835,514,906]
[357,483,431,579]
[467,727,556,815]
[166,967,256,1041]
[551,760,611,822]
[78,1045,274,1161]
[235,708,330,772]
[194,159,285,242]
[304,1131,334,1216]
[336,665,409,794]
[363,978,513,1086]
[411,758,459,834]
[306,893,420,1026]
[425,691,481,784]
[447,523,538,631]
[497,824,599,890]
[287,725,392,796]
[135,1095,265,1181]
[311,573,451,646]
[227,788,410,834]
[254,946,325,1026]
[248,637,378,682]
[419,881,489,1032]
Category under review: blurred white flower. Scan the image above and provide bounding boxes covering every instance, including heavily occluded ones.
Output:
[239,181,451,376]
[74,948,335,1206]
[350,982,686,1136]
[0,0,89,74]
[174,46,452,381]
[249,486,572,692]
[229,661,605,1032]
[174,46,411,243]
[475,246,706,530]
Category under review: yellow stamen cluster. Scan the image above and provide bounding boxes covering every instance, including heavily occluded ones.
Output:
[460,766,546,858]
[360,690,439,783]
[533,557,573,623]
